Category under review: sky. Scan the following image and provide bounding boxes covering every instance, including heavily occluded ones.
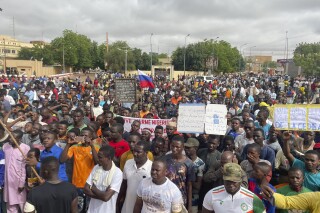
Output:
[1,0,320,60]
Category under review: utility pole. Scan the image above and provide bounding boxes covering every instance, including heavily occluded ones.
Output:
[238,43,248,72]
[184,34,190,76]
[150,33,153,75]
[3,39,6,74]
[62,43,65,74]
[13,16,16,39]
[285,31,289,75]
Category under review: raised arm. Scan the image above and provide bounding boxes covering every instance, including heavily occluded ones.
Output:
[281,131,295,165]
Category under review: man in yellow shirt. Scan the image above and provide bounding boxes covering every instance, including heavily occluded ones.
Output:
[120,132,153,170]
[261,185,320,213]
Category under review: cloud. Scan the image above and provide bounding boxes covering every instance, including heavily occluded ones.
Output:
[1,0,319,59]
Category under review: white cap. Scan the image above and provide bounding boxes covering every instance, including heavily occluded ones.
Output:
[24,202,36,212]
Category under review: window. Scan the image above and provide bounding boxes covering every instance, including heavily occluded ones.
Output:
[12,50,16,54]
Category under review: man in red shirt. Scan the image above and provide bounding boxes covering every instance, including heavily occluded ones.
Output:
[109,123,130,165]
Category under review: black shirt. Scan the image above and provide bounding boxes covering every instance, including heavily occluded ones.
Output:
[27,181,77,213]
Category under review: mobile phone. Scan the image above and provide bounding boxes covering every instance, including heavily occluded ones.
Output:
[74,136,85,143]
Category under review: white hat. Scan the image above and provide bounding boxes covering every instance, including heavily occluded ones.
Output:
[24,202,36,212]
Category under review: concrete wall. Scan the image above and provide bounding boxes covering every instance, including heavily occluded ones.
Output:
[6,59,61,76]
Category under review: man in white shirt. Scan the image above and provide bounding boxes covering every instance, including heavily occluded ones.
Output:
[202,163,266,213]
[118,141,153,213]
[133,159,184,213]
[84,145,123,213]
[92,97,104,118]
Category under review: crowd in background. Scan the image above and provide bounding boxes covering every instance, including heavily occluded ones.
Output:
[0,71,319,213]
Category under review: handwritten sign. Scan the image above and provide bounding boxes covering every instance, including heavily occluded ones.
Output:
[273,107,288,129]
[308,107,320,130]
[115,79,136,103]
[177,104,206,133]
[122,116,171,139]
[205,104,228,135]
[273,104,320,131]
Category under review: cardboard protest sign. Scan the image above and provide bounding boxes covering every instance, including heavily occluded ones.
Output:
[177,103,206,133]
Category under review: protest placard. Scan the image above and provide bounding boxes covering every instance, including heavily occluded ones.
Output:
[205,104,228,135]
[177,103,206,133]
[115,79,136,103]
[273,104,320,131]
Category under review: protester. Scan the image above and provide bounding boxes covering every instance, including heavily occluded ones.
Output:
[84,145,123,213]
[118,141,152,213]
[202,163,265,213]
[133,159,184,213]
[3,130,30,213]
[25,156,78,213]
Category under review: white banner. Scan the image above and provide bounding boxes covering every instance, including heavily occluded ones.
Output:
[123,116,172,137]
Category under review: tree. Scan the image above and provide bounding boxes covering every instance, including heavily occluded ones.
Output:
[293,42,320,76]
[18,47,33,60]
[171,39,241,73]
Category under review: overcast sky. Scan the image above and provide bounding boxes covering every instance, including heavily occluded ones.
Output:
[1,0,320,60]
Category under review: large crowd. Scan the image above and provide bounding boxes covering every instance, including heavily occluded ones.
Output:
[0,71,319,213]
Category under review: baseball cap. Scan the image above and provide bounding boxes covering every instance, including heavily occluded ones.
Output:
[184,138,199,147]
[259,102,269,107]
[223,163,242,183]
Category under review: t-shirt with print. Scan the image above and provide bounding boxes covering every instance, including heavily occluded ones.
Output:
[165,154,196,204]
[136,177,184,213]
[203,185,266,213]
[292,158,320,191]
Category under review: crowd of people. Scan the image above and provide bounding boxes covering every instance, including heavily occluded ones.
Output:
[0,71,319,213]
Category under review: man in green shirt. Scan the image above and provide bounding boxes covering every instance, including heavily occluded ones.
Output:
[276,167,311,213]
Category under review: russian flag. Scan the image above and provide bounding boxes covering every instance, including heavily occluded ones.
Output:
[138,70,155,88]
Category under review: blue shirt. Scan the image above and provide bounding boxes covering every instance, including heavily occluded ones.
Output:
[241,144,275,169]
[37,145,68,181]
[293,158,320,191]
[254,121,271,139]
[25,90,35,102]
[248,178,276,213]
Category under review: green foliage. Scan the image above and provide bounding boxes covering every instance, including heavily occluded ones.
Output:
[293,42,320,76]
[171,39,242,73]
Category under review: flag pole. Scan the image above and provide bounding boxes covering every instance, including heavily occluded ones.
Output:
[0,120,42,180]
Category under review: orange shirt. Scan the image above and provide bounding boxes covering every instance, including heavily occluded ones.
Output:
[140,110,150,118]
[171,96,182,105]
[225,89,232,98]
[67,144,100,188]
[119,150,154,171]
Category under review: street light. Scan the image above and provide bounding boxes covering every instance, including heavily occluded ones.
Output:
[150,33,153,75]
[183,34,190,76]
[238,43,248,72]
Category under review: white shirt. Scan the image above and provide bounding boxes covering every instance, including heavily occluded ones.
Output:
[5,95,15,105]
[87,165,123,213]
[122,159,152,213]
[234,135,254,155]
[203,186,266,213]
[92,106,104,117]
[137,177,184,213]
